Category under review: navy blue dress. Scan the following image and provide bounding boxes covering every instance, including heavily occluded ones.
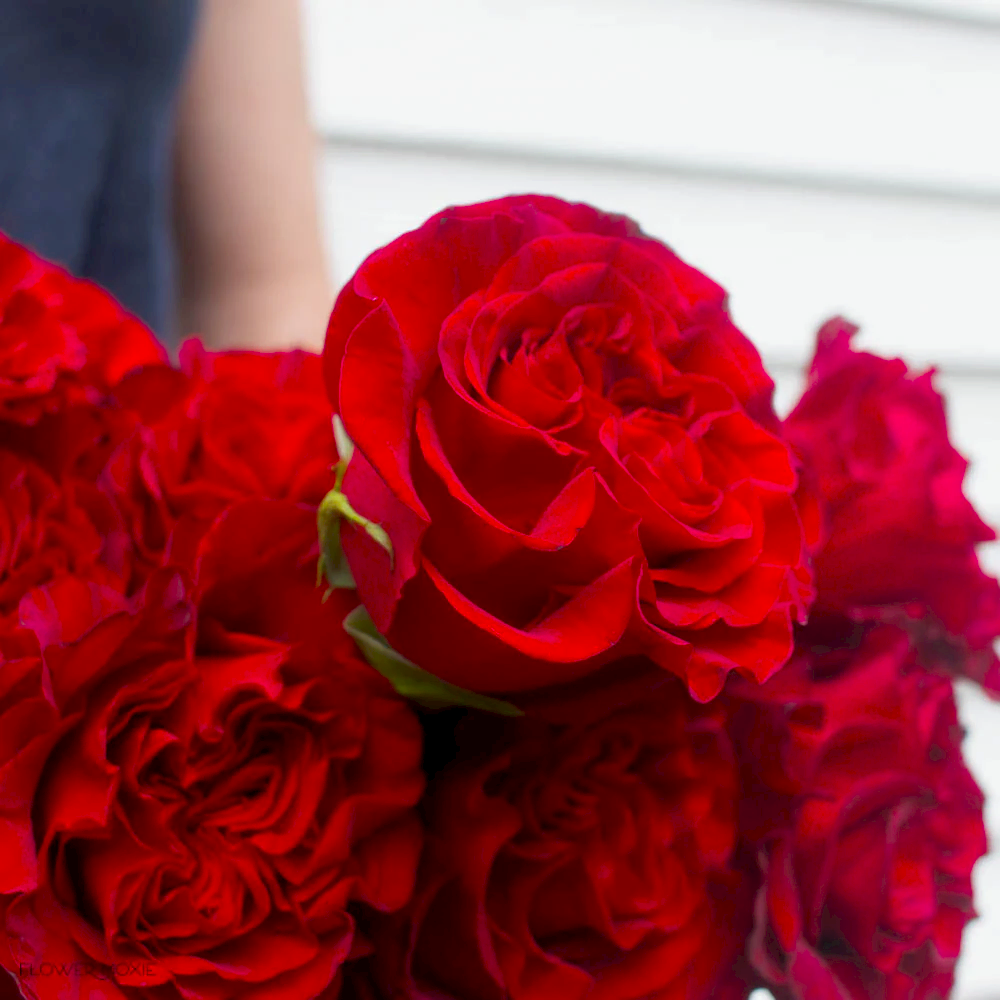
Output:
[0,0,200,342]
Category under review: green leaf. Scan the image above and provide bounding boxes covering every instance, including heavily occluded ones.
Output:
[343,605,524,716]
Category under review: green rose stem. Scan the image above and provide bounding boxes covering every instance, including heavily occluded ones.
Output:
[343,605,523,716]
[318,417,523,717]
[316,415,392,593]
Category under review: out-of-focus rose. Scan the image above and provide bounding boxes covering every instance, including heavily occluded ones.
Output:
[0,233,165,425]
[731,626,987,1000]
[360,681,751,1000]
[0,502,424,1000]
[106,341,338,580]
[784,318,1000,693]
[0,233,172,626]
[0,451,131,628]
[0,627,69,902]
[322,195,812,701]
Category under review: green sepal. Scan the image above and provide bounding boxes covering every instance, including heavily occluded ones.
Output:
[343,605,524,716]
[316,491,356,593]
[316,416,393,596]
[331,414,355,468]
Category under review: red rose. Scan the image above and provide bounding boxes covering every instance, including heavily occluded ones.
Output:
[0,451,130,627]
[0,234,172,619]
[0,502,424,1000]
[361,682,750,1000]
[732,627,987,1000]
[784,318,1000,692]
[0,233,165,425]
[106,341,338,580]
[0,626,69,901]
[323,195,811,701]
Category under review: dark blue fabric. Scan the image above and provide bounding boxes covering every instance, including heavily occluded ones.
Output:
[0,0,199,342]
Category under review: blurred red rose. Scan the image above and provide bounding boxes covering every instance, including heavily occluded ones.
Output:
[0,502,424,1000]
[784,318,1000,693]
[0,451,132,628]
[323,195,811,701]
[0,234,172,622]
[0,625,70,903]
[360,682,751,1000]
[0,233,165,425]
[731,626,987,1000]
[105,340,338,581]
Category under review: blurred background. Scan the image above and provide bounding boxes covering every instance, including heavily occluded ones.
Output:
[299,1,1000,995]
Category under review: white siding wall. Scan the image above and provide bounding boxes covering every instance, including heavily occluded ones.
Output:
[301,2,1000,995]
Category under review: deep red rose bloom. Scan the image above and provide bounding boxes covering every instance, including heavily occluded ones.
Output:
[784,318,1000,693]
[731,627,987,1000]
[0,451,132,628]
[105,341,338,579]
[322,195,812,701]
[361,682,750,1000]
[0,234,173,622]
[0,626,69,900]
[0,233,165,425]
[0,502,424,1000]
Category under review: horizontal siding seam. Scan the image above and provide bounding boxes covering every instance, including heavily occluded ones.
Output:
[318,132,1000,211]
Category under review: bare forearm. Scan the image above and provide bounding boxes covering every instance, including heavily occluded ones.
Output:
[178,275,332,351]
[173,0,331,349]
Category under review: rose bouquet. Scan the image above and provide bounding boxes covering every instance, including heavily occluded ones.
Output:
[0,195,996,1000]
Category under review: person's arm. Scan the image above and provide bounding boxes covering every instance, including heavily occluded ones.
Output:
[173,0,332,350]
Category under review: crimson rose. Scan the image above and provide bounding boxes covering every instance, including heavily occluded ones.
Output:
[0,233,170,619]
[731,626,987,1000]
[0,450,131,629]
[323,195,812,700]
[0,233,165,426]
[106,341,338,581]
[0,502,424,1000]
[784,318,1000,693]
[360,682,751,1000]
